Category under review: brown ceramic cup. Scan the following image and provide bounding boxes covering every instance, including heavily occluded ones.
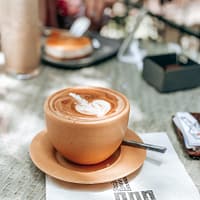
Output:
[44,86,130,165]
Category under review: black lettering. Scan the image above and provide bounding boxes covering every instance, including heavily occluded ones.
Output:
[112,181,119,192]
[113,178,130,191]
[123,177,132,191]
[114,192,128,200]
[128,191,142,200]
[141,190,156,200]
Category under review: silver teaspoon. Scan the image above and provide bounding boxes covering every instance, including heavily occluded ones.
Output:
[122,140,167,153]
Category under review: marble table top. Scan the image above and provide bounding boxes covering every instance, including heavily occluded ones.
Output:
[0,45,199,199]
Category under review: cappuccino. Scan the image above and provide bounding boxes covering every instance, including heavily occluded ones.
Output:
[47,87,126,121]
[45,87,130,165]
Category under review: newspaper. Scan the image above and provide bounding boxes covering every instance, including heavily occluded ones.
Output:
[46,132,200,200]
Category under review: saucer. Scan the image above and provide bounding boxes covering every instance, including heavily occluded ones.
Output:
[29,129,146,184]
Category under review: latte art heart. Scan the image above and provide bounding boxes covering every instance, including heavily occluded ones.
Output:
[76,99,111,117]
[48,87,126,121]
[69,93,111,117]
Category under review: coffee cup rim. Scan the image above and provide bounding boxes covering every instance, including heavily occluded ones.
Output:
[44,86,130,124]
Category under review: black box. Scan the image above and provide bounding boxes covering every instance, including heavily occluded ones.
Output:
[142,53,200,92]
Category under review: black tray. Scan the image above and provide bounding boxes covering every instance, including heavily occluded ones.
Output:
[143,53,200,92]
[41,32,121,69]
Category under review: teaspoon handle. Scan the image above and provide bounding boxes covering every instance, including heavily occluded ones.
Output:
[122,140,167,153]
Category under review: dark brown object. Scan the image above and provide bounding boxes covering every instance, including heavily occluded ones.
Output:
[172,113,200,159]
[142,53,200,92]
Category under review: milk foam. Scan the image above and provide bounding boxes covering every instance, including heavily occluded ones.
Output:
[69,93,111,117]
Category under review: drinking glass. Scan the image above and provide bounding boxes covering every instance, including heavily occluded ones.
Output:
[0,0,41,79]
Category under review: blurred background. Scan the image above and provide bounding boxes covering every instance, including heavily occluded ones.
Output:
[99,0,199,49]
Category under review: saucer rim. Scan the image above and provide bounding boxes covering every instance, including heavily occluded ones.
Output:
[29,129,146,184]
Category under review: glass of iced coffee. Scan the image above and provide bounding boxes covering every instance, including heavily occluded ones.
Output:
[0,0,41,79]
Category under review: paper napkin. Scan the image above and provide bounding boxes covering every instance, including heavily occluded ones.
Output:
[46,132,200,200]
[173,112,200,149]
